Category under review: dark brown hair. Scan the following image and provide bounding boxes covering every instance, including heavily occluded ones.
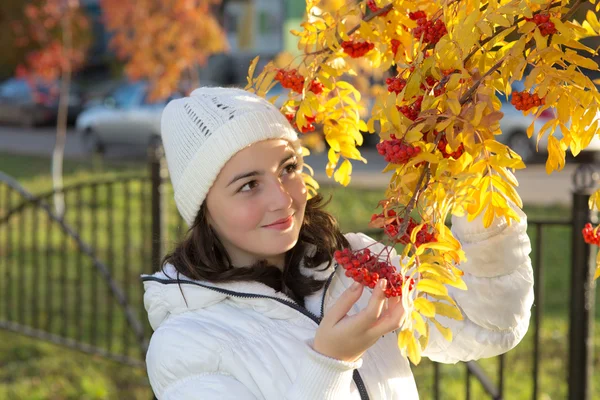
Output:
[161,193,349,306]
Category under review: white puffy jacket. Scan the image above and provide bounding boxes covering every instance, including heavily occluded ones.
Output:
[142,207,534,399]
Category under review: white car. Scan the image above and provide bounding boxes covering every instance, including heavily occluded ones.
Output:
[76,82,181,153]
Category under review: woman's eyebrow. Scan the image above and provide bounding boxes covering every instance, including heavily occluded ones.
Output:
[226,153,297,187]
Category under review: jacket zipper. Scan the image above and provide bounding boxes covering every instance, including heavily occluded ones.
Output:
[143,274,371,400]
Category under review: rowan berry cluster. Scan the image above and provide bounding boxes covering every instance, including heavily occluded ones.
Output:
[511,91,545,111]
[437,135,465,159]
[398,95,423,121]
[371,210,437,248]
[334,248,415,297]
[410,11,448,45]
[525,13,557,36]
[341,40,375,58]
[367,0,391,16]
[582,223,600,246]
[275,69,323,95]
[376,134,422,164]
[285,110,317,133]
[386,77,407,94]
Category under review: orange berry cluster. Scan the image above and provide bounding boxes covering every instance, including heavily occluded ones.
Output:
[371,209,437,247]
[334,248,415,297]
[285,109,317,133]
[367,0,391,16]
[582,223,600,246]
[410,11,448,45]
[511,91,545,111]
[437,135,465,159]
[525,13,557,36]
[341,40,375,58]
[275,69,324,95]
[397,95,423,121]
[386,77,407,94]
[376,134,422,164]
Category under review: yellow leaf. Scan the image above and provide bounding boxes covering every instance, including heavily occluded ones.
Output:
[416,279,448,296]
[412,311,427,336]
[246,56,260,86]
[483,204,495,228]
[546,135,566,174]
[477,20,493,37]
[407,333,422,365]
[433,302,464,320]
[533,27,547,51]
[334,159,352,186]
[397,328,411,349]
[557,95,570,126]
[431,318,453,342]
[414,297,436,318]
[487,13,511,28]
[586,10,600,33]
[566,51,599,70]
[447,98,462,115]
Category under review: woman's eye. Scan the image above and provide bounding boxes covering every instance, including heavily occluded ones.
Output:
[283,162,300,175]
[239,180,257,192]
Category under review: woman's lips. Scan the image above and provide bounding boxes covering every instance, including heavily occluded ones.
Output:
[263,214,294,230]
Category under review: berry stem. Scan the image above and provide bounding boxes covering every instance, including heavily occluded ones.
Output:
[394,134,443,242]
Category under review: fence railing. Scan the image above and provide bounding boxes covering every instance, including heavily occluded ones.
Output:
[0,145,596,399]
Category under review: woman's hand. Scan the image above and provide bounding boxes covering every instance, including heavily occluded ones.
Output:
[312,279,406,363]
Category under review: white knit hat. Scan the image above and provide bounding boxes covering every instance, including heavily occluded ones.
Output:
[160,87,300,226]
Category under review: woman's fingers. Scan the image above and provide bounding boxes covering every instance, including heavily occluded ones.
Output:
[323,281,364,325]
[379,296,406,332]
[358,279,388,324]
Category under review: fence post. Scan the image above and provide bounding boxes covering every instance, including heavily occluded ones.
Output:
[149,140,166,272]
[568,161,597,400]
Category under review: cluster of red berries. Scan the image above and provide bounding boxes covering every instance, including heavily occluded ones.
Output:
[386,77,407,94]
[437,136,465,159]
[275,69,323,95]
[376,134,422,164]
[397,95,423,121]
[334,248,415,297]
[525,13,557,37]
[409,11,448,45]
[511,91,546,111]
[367,0,391,16]
[341,40,375,58]
[420,75,445,97]
[582,223,600,246]
[372,210,437,247]
[285,111,317,133]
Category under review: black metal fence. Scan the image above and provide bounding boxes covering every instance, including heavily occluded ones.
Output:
[0,145,596,399]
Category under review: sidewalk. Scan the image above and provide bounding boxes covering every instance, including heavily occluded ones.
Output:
[0,126,576,206]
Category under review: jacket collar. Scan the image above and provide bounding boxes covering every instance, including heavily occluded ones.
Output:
[142,259,335,330]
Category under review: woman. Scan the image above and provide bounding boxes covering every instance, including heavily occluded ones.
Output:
[142,87,534,399]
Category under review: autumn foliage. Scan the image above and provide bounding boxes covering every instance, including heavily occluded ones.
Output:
[100,0,228,100]
[246,0,600,363]
[12,0,90,96]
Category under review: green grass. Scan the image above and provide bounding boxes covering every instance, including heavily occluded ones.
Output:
[1,152,599,399]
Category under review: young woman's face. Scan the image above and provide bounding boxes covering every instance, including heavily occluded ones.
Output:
[205,139,307,269]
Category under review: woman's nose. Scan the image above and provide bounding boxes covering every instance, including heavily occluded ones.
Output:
[268,178,293,211]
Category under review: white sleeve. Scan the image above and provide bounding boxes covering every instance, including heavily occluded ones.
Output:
[422,205,534,363]
[343,204,534,364]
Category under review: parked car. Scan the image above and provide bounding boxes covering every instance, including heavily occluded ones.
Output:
[75,81,182,154]
[0,78,83,127]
